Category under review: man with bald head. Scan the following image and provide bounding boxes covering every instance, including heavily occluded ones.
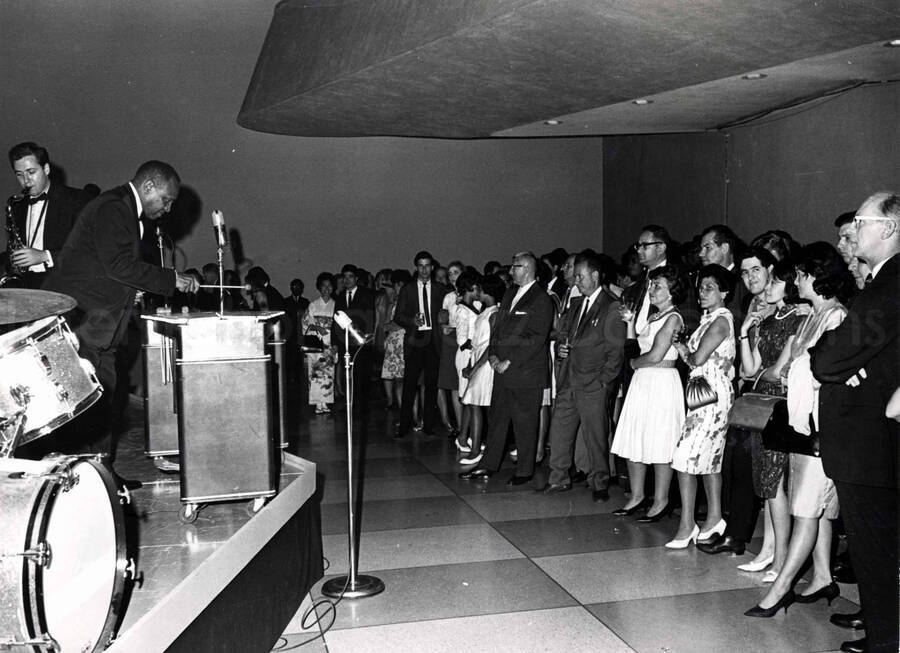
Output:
[460,251,554,485]
[45,161,197,479]
[811,192,899,653]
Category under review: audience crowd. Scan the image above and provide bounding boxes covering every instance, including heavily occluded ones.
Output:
[179,191,898,653]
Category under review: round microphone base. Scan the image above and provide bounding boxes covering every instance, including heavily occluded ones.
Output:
[321,574,385,600]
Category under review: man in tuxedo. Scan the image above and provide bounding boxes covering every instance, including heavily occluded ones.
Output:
[811,191,899,653]
[43,161,197,479]
[542,251,625,500]
[332,263,377,408]
[393,251,449,437]
[460,251,554,484]
[7,142,86,288]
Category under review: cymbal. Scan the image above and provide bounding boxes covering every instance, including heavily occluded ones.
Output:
[0,289,77,325]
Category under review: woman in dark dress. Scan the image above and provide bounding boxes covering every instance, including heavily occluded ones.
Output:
[737,254,806,579]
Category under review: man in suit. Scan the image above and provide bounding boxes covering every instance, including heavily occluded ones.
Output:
[542,251,625,500]
[7,141,86,288]
[393,251,449,437]
[43,161,197,479]
[332,263,377,408]
[461,251,554,484]
[811,191,899,653]
[698,224,748,324]
[283,278,310,381]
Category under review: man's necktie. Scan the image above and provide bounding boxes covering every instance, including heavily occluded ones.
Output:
[346,290,352,306]
[864,273,873,287]
[421,283,431,327]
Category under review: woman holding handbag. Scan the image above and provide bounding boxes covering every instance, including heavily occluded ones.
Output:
[668,265,736,548]
[745,242,854,617]
[735,255,806,578]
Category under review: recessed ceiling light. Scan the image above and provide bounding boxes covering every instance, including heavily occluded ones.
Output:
[742,73,767,80]
[885,39,900,47]
[544,119,562,126]
[632,99,653,106]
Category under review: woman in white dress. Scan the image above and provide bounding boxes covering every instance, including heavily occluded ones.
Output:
[611,266,686,520]
[459,275,505,465]
[301,273,336,414]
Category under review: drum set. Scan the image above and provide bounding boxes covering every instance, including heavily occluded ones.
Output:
[0,289,131,652]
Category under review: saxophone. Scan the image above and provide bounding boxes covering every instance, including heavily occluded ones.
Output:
[2,193,28,287]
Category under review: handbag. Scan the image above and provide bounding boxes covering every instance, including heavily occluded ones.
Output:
[728,377,781,431]
[685,374,718,411]
[761,399,820,457]
[301,325,325,353]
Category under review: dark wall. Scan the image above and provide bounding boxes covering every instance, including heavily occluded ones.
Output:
[603,83,899,257]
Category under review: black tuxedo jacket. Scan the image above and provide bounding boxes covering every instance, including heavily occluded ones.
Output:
[489,282,555,389]
[44,185,176,350]
[811,253,899,489]
[331,285,377,348]
[10,182,86,287]
[557,290,626,392]
[393,279,450,351]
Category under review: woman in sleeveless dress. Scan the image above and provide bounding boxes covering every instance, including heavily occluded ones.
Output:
[669,265,737,548]
[736,255,806,576]
[611,266,687,520]
[745,243,854,617]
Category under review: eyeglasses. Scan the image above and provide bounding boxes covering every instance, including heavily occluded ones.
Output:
[854,215,894,230]
[633,241,663,250]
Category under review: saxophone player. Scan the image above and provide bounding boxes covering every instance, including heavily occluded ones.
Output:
[7,142,86,288]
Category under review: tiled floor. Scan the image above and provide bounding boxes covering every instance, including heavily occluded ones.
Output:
[276,390,860,653]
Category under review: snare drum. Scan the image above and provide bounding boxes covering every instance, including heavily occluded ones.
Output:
[0,455,126,652]
[0,316,102,446]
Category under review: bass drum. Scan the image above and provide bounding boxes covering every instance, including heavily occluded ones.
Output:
[0,455,127,652]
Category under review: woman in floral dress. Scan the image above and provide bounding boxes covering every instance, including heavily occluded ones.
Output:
[669,264,736,548]
[302,272,337,414]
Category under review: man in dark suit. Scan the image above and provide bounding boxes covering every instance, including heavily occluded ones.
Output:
[542,251,625,500]
[393,251,449,437]
[461,251,554,484]
[283,278,310,381]
[7,141,86,288]
[811,191,899,653]
[43,161,197,477]
[332,263,377,408]
[698,224,748,324]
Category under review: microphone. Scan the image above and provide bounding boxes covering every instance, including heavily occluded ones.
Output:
[211,210,228,248]
[334,310,370,346]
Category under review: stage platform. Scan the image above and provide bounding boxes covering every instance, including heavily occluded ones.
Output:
[102,424,323,653]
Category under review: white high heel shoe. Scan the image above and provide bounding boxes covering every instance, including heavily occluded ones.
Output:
[665,525,700,549]
[737,554,774,573]
[697,518,726,542]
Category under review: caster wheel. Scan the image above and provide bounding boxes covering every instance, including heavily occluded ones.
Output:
[179,504,199,524]
[246,497,267,516]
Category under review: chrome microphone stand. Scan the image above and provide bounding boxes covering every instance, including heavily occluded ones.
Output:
[217,244,225,315]
[321,328,384,599]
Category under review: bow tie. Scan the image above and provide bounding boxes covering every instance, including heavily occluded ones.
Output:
[27,192,48,205]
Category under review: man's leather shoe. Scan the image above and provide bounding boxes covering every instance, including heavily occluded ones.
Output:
[459,468,491,480]
[114,475,142,491]
[540,483,572,495]
[839,637,866,653]
[696,534,745,555]
[592,488,610,502]
[832,557,857,584]
[831,611,865,630]
[506,475,532,487]
[570,470,587,484]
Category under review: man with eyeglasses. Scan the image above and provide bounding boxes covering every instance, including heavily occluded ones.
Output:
[835,210,872,291]
[811,192,899,653]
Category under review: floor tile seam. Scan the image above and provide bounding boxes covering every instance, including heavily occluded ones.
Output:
[574,603,639,653]
[527,543,671,561]
[581,584,863,608]
[319,551,543,576]
[322,603,598,633]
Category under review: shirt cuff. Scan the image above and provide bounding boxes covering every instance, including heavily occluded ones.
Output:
[44,250,53,268]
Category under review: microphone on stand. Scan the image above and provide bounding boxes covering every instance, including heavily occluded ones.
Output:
[211,210,228,248]
[334,310,371,346]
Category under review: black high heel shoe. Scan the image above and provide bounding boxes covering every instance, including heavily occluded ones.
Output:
[744,589,796,618]
[794,582,840,606]
[612,498,651,517]
[636,502,674,523]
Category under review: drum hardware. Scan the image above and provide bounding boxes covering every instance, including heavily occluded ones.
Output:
[0,410,26,458]
[117,486,132,505]
[1,540,52,567]
[5,468,78,492]
[0,634,60,651]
